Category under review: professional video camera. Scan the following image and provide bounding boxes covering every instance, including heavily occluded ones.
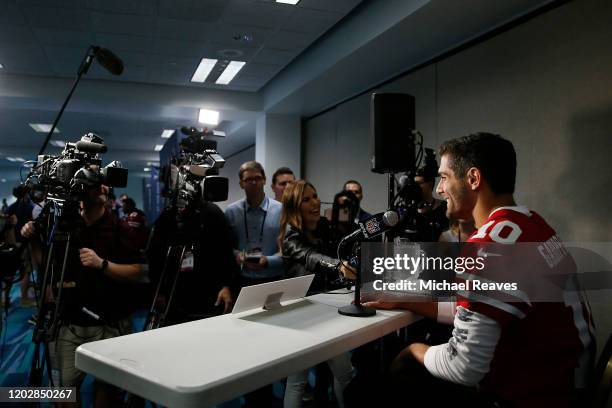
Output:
[144,127,229,333]
[160,126,228,208]
[31,132,127,202]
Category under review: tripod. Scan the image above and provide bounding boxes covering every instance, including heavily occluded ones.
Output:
[28,200,83,388]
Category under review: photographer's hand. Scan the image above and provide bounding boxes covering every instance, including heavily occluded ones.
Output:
[215,286,233,313]
[79,247,103,269]
[20,221,36,238]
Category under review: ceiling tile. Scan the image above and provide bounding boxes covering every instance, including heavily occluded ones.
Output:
[155,18,215,42]
[153,38,208,57]
[158,0,228,22]
[221,0,294,29]
[0,1,26,25]
[89,0,157,16]
[23,7,92,31]
[266,30,316,50]
[18,0,86,9]
[32,28,94,47]
[251,47,297,65]
[43,45,88,76]
[0,44,49,75]
[297,0,362,14]
[281,8,343,34]
[90,12,155,36]
[207,24,275,48]
[95,33,154,53]
[149,54,200,72]
[239,62,280,79]
[203,42,259,61]
[0,26,37,44]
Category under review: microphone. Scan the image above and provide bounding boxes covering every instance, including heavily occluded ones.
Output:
[340,210,400,244]
[93,47,124,76]
[75,140,108,154]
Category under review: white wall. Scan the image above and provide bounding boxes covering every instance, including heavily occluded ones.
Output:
[302,0,612,351]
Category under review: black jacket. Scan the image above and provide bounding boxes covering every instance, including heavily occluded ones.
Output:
[282,218,342,293]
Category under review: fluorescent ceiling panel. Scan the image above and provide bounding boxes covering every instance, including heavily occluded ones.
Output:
[276,0,300,4]
[198,109,219,125]
[191,58,218,83]
[161,129,174,139]
[29,123,60,133]
[154,144,164,151]
[215,61,245,85]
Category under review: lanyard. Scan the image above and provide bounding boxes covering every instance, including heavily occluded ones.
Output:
[243,200,267,244]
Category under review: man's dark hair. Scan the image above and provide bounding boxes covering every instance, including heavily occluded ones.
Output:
[123,197,136,209]
[238,161,266,181]
[343,180,362,191]
[439,132,516,194]
[272,167,294,185]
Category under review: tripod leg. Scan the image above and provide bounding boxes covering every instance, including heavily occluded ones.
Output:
[144,246,174,331]
[158,245,187,328]
[28,241,55,387]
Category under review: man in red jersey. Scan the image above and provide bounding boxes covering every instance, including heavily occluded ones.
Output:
[362,133,594,407]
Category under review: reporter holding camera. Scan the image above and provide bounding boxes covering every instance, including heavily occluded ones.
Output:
[279,180,355,407]
[21,183,144,408]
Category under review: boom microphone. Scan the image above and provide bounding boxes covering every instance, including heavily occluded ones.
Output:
[340,210,400,244]
[93,47,124,76]
[75,140,108,154]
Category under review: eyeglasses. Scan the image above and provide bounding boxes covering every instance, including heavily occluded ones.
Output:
[242,176,264,184]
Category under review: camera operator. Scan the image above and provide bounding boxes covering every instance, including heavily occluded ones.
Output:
[147,198,238,323]
[342,180,371,223]
[21,183,143,407]
[411,167,449,242]
[279,180,355,407]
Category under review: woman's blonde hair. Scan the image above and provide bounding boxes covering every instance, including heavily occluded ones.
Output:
[277,180,316,252]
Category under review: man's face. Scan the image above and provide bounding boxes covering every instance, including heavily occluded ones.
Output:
[86,184,109,207]
[436,155,474,220]
[272,173,295,201]
[344,183,363,202]
[414,175,433,197]
[239,169,266,196]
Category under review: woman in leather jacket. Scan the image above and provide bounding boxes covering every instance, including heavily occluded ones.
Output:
[279,180,356,291]
[278,180,355,408]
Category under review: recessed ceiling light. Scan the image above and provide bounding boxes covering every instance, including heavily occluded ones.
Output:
[191,58,218,83]
[143,167,151,172]
[154,144,164,152]
[29,123,60,133]
[146,161,159,166]
[212,130,226,137]
[215,61,245,85]
[161,129,174,139]
[50,140,67,147]
[276,0,300,4]
[0,63,4,69]
[198,109,219,125]
[1,178,6,183]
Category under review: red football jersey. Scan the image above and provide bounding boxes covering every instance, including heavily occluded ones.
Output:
[457,206,594,407]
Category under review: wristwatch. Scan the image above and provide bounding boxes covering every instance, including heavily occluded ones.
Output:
[100,259,109,271]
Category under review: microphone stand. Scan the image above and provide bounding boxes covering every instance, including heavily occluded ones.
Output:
[338,240,376,317]
[38,46,98,156]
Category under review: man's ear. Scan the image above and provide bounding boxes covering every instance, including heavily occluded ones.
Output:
[466,167,482,191]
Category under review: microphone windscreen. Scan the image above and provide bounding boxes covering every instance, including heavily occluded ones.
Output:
[76,140,108,154]
[94,47,124,76]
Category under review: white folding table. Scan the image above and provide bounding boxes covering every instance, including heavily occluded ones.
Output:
[76,292,419,407]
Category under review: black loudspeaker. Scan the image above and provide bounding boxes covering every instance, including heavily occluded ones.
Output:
[370,93,416,173]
